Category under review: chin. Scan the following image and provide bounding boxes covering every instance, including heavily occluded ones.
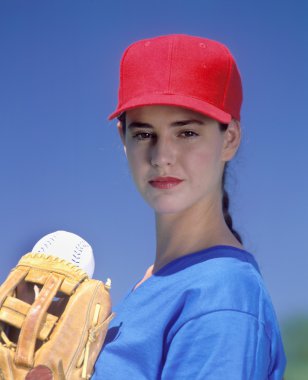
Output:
[148,199,192,215]
[154,207,182,215]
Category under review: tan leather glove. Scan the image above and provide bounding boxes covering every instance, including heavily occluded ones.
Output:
[0,253,114,380]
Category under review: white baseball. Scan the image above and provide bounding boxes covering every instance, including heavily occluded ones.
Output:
[32,231,95,278]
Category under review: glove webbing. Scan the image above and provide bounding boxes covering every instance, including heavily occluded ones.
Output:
[15,272,64,368]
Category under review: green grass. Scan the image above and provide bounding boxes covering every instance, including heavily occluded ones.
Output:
[281,315,308,380]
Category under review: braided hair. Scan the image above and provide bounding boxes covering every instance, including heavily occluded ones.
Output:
[219,123,243,244]
[118,113,242,244]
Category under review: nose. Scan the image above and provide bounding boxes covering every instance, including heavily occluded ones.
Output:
[150,136,176,168]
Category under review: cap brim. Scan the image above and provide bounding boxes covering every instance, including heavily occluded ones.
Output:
[108,93,232,123]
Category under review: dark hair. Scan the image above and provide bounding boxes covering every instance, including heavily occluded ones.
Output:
[118,113,242,244]
[219,124,243,244]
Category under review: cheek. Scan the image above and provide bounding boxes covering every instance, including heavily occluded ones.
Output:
[184,146,223,187]
[126,148,147,181]
[185,146,220,171]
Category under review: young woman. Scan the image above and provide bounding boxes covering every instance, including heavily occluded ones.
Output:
[92,34,286,379]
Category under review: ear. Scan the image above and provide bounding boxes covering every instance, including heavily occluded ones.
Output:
[221,119,241,161]
[117,121,127,156]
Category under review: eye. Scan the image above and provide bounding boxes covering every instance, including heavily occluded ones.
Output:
[132,132,153,141]
[180,130,199,138]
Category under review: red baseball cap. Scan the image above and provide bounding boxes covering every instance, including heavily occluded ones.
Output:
[108,34,243,123]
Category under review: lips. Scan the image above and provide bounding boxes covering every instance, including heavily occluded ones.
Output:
[149,177,183,189]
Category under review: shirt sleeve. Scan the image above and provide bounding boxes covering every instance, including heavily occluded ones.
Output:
[161,310,272,380]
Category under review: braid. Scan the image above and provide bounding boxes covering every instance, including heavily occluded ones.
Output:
[221,162,243,244]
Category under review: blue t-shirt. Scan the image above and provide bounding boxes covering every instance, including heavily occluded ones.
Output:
[92,246,286,379]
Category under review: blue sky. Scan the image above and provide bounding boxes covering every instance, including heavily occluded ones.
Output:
[0,0,307,321]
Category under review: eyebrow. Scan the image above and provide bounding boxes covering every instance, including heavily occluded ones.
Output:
[127,119,205,129]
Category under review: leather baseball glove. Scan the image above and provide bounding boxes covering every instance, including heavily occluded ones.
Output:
[0,253,114,379]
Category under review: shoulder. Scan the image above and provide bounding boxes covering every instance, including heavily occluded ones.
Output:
[163,252,286,376]
[196,253,264,305]
[168,248,274,325]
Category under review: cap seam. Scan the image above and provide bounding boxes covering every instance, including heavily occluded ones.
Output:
[221,45,232,110]
[167,36,175,93]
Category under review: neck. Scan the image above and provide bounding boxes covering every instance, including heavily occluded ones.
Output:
[152,195,242,273]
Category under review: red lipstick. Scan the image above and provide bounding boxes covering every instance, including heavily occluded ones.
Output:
[149,177,183,189]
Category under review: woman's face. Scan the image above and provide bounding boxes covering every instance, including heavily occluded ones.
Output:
[118,105,240,214]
